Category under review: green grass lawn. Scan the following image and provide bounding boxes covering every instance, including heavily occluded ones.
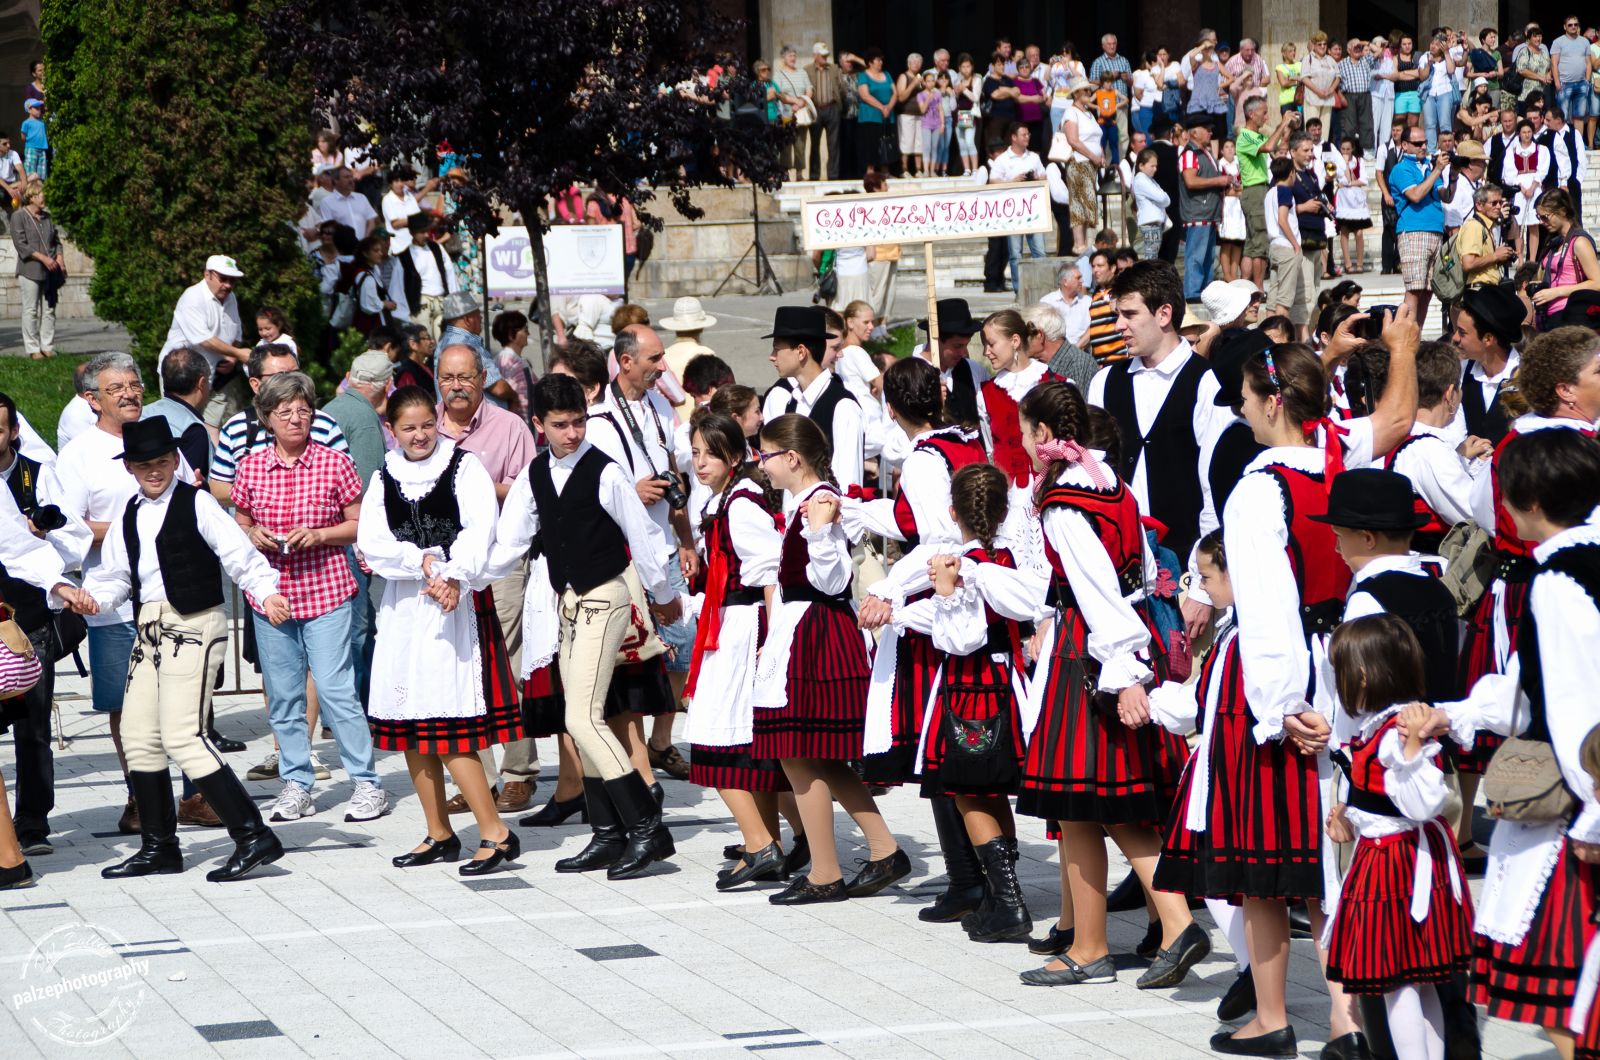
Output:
[864,324,917,360]
[0,355,91,449]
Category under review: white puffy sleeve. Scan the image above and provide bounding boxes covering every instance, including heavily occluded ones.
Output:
[486,470,540,580]
[1041,505,1151,692]
[802,513,853,596]
[1377,729,1450,825]
[1530,571,1600,844]
[356,471,432,580]
[727,490,782,588]
[436,453,500,588]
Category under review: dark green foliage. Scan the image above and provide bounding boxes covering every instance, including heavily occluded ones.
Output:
[41,0,323,370]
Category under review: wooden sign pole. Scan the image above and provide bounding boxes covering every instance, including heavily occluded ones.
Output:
[923,242,939,350]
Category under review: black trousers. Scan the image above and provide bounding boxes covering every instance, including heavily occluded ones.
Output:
[984,236,1009,290]
[10,628,56,837]
[1159,209,1182,264]
[808,104,841,180]
[1380,201,1400,273]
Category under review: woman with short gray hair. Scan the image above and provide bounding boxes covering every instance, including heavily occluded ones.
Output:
[252,370,318,424]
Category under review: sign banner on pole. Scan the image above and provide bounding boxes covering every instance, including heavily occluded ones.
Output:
[486,224,626,300]
[799,181,1052,251]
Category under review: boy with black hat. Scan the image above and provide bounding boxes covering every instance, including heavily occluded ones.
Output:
[914,298,989,426]
[760,305,864,489]
[1452,284,1524,445]
[72,419,293,883]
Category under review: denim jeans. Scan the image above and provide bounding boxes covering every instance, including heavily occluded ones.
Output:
[1422,92,1454,150]
[1557,82,1589,123]
[1183,223,1219,300]
[1131,106,1153,136]
[346,548,374,708]
[252,599,378,790]
[87,621,136,712]
[1008,233,1046,293]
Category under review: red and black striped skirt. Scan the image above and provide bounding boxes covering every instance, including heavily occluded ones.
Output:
[1578,965,1600,1060]
[751,603,870,761]
[1456,578,1530,774]
[372,589,525,755]
[1154,705,1324,902]
[1473,838,1600,1029]
[860,628,939,785]
[1017,608,1179,827]
[689,743,792,792]
[1325,823,1474,994]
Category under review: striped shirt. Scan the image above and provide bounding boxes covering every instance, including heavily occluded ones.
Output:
[1086,291,1129,364]
[209,408,349,485]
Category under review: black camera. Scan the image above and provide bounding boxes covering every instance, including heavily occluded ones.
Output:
[26,503,66,533]
[655,473,689,511]
[1361,304,1398,342]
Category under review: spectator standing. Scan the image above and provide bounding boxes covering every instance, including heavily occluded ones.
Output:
[981,122,1046,295]
[1515,27,1553,110]
[1089,35,1132,159]
[142,347,214,477]
[1132,148,1170,260]
[1300,32,1341,133]
[1092,73,1122,163]
[1550,16,1592,131]
[207,344,350,501]
[436,291,516,410]
[893,53,925,175]
[1183,39,1232,143]
[1263,157,1312,334]
[1456,183,1515,288]
[1236,97,1290,291]
[20,99,46,179]
[1370,35,1398,149]
[158,254,253,428]
[855,50,895,175]
[1084,250,1130,363]
[399,215,458,339]
[56,362,96,451]
[806,43,847,180]
[1338,38,1376,155]
[979,54,1019,155]
[380,166,434,256]
[659,297,719,420]
[322,352,390,487]
[1131,52,1162,137]
[1026,303,1095,389]
[1224,39,1269,130]
[230,372,386,825]
[1178,118,1228,301]
[310,129,344,172]
[10,178,60,360]
[1013,59,1047,158]
[1388,127,1450,321]
[491,311,538,417]
[1419,34,1458,150]
[1040,261,1093,348]
[1529,188,1600,328]
[773,47,814,181]
[319,167,378,238]
[1049,44,1087,138]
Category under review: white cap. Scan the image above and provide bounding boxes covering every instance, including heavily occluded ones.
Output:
[813,43,830,56]
[205,254,244,278]
[1201,280,1255,326]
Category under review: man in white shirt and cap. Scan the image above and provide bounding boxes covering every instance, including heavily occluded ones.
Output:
[158,255,252,430]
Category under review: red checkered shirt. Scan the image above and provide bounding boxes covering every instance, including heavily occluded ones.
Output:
[231,442,363,619]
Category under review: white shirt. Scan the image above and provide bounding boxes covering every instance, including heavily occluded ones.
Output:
[85,478,279,613]
[0,452,90,573]
[15,411,54,467]
[1545,124,1587,184]
[158,279,243,372]
[1443,172,1479,229]
[487,440,677,602]
[1449,349,1520,442]
[318,190,378,237]
[0,486,66,606]
[986,148,1046,183]
[380,188,422,254]
[0,150,21,183]
[55,394,97,454]
[759,369,866,489]
[409,242,459,298]
[585,386,681,542]
[842,426,967,546]
[1086,340,1228,516]
[1041,290,1093,345]
[55,424,196,626]
[1387,420,1477,529]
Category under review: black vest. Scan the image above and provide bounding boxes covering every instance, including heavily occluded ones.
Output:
[1459,361,1513,445]
[1101,353,1209,559]
[527,447,630,594]
[122,483,225,617]
[1518,543,1600,748]
[399,242,449,312]
[1359,568,1461,703]
[945,359,980,427]
[381,447,466,560]
[0,454,50,633]
[1208,420,1266,519]
[776,372,858,452]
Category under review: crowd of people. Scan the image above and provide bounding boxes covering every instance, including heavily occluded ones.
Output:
[3,242,1600,1058]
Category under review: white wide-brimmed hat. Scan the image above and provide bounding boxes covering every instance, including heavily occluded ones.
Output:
[660,296,718,332]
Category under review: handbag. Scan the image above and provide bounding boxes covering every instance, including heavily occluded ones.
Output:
[0,602,43,700]
[615,565,667,667]
[793,98,816,127]
[937,687,1020,789]
[1333,90,1349,110]
[328,288,356,329]
[45,606,87,665]
[1483,736,1577,822]
[815,262,838,305]
[1437,520,1497,616]
[1048,129,1073,165]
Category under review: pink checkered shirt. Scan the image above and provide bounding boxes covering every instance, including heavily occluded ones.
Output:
[231,442,363,619]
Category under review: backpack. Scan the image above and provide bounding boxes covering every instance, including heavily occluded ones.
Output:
[1431,228,1465,303]
[1142,526,1192,683]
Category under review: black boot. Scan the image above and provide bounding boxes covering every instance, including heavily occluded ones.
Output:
[919,796,986,923]
[966,837,1032,942]
[192,769,284,882]
[102,770,183,879]
[606,772,675,880]
[555,777,625,872]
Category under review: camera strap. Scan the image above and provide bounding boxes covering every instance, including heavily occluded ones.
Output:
[609,380,669,479]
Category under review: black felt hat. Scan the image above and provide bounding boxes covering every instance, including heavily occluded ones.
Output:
[1211,328,1273,407]
[762,305,834,348]
[1306,468,1430,530]
[114,418,180,463]
[918,298,985,337]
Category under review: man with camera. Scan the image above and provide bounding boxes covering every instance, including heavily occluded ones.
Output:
[585,324,700,780]
[1456,183,1518,290]
[1388,127,1452,321]
[0,392,89,858]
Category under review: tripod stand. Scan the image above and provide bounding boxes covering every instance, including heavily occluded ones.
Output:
[715,181,784,296]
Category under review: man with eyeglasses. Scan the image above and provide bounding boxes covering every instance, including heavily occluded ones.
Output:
[1456,183,1517,288]
[1550,15,1592,138]
[1387,128,1451,320]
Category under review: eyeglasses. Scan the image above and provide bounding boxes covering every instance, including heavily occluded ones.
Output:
[100,382,144,398]
[437,374,481,387]
[270,407,313,423]
[755,449,791,464]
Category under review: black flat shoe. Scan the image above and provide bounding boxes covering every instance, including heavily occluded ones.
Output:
[520,794,587,828]
[208,730,247,754]
[716,842,783,890]
[392,834,461,868]
[1319,1031,1373,1060]
[0,860,35,890]
[1135,921,1212,989]
[843,849,911,898]
[780,834,810,879]
[1028,924,1075,956]
[1210,1026,1298,1058]
[768,874,848,905]
[459,832,521,877]
[1135,918,1161,959]
[1217,967,1257,1022]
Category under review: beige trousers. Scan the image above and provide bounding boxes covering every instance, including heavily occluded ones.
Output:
[416,294,445,339]
[121,602,230,779]
[559,576,635,781]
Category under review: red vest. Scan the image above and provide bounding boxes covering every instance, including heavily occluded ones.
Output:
[980,373,1060,486]
[893,429,987,546]
[1037,479,1145,604]
[1258,463,1353,639]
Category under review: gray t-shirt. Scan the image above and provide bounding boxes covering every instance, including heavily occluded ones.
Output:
[1550,34,1591,83]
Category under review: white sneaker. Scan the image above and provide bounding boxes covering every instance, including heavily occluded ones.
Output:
[310,750,332,781]
[269,782,315,822]
[344,782,390,823]
[245,752,280,781]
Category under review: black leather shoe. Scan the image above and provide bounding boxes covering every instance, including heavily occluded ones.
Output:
[103,770,184,879]
[919,796,985,923]
[520,794,587,827]
[556,778,624,872]
[192,768,284,883]
[781,833,811,878]
[723,843,746,861]
[716,842,783,890]
[1136,921,1212,989]
[768,875,848,905]
[844,849,911,897]
[459,832,521,876]
[1210,1026,1298,1058]
[0,860,34,889]
[1135,918,1161,959]
[964,837,1032,942]
[605,773,675,880]
[392,834,461,868]
[1319,1032,1373,1060]
[1105,872,1145,912]
[1028,924,1076,956]
[1217,967,1257,1022]
[208,729,247,754]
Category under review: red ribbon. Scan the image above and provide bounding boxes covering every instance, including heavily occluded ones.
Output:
[683,538,729,700]
[1035,438,1113,490]
[1303,417,1349,488]
[845,484,878,501]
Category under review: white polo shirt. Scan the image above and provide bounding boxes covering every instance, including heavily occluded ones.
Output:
[158,279,243,375]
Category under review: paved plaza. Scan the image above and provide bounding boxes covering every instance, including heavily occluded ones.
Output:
[0,642,1558,1060]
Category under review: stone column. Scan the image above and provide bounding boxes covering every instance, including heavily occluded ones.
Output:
[1243,0,1349,129]
[758,0,831,67]
[1418,0,1499,37]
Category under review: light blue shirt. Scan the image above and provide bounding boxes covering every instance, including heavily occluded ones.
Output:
[1388,155,1445,235]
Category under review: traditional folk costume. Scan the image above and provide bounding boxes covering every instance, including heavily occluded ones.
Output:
[359,442,522,755]
[683,479,789,794]
[975,360,1058,572]
[1443,522,1600,1034]
[85,420,285,883]
[1382,423,1479,557]
[1502,141,1551,228]
[1323,710,1473,994]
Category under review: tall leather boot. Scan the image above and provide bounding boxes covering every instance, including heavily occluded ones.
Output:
[191,768,285,882]
[606,772,675,880]
[102,770,183,879]
[555,777,625,872]
[966,836,1033,942]
[919,796,985,923]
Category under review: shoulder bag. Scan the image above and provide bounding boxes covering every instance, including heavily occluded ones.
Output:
[0,602,42,700]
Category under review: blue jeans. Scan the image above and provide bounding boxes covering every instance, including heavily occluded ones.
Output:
[1099,121,1119,166]
[346,548,374,708]
[653,550,694,674]
[933,122,954,169]
[252,599,377,790]
[1132,106,1153,136]
[1008,232,1046,293]
[87,621,136,713]
[1422,93,1454,150]
[1557,82,1589,122]
[1183,223,1218,300]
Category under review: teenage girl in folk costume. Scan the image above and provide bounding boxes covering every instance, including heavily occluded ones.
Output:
[974,310,1060,570]
[682,411,803,891]
[750,414,907,905]
[1320,615,1473,1060]
[1424,429,1600,1060]
[1011,381,1208,991]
